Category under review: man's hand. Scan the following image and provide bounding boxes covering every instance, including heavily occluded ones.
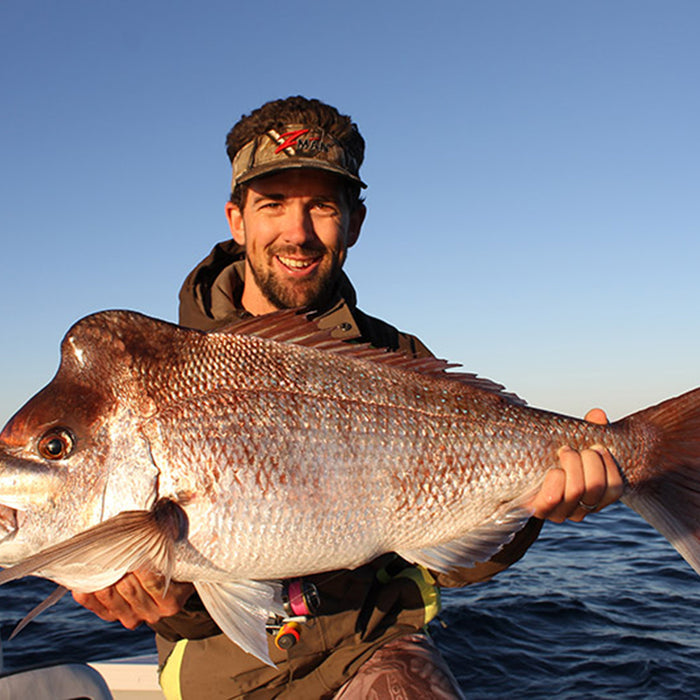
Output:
[72,569,194,629]
[531,408,623,523]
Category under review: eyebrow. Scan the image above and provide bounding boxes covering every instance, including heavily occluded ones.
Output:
[250,192,342,205]
[250,192,286,204]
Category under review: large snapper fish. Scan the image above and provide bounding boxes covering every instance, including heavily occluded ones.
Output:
[0,310,699,663]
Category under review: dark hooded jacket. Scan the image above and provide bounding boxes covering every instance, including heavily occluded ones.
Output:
[152,241,542,698]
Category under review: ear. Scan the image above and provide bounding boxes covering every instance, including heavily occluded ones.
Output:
[225,202,246,245]
[346,203,366,249]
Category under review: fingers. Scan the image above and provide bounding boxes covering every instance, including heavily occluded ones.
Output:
[72,574,151,629]
[72,590,122,624]
[114,574,164,626]
[535,445,623,523]
[72,570,194,629]
[580,408,624,515]
[530,467,567,521]
[550,447,608,522]
[532,447,600,523]
[545,447,587,522]
[532,405,623,523]
[132,569,195,617]
[587,445,624,511]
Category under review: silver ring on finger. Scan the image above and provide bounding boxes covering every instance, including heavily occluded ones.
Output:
[577,499,598,512]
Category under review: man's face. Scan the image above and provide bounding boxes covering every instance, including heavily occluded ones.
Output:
[226,169,365,315]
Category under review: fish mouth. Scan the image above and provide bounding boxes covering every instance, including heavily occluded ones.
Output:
[0,504,18,541]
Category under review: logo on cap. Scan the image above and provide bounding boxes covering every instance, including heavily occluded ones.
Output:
[269,128,330,156]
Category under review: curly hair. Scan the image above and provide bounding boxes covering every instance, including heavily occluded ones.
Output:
[226,96,365,210]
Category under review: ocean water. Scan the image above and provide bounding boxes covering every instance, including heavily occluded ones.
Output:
[1,502,700,698]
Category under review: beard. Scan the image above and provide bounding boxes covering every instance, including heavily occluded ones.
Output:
[246,245,344,311]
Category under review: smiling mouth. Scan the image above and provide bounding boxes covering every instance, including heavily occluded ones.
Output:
[276,255,320,271]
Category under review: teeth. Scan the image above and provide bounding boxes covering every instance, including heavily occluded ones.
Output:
[278,256,315,270]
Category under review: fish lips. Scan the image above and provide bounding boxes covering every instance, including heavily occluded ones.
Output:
[0,504,19,541]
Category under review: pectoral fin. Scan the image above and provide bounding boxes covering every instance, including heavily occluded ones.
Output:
[195,579,285,666]
[10,585,68,639]
[0,499,186,592]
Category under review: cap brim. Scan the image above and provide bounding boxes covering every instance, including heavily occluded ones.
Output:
[235,159,367,189]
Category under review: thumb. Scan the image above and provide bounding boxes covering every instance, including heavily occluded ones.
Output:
[584,407,608,425]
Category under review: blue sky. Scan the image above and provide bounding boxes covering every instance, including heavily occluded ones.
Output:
[1,0,698,425]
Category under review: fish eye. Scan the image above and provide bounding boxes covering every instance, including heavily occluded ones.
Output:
[38,428,75,460]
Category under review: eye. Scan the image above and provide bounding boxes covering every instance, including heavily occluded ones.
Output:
[259,200,282,211]
[38,428,75,460]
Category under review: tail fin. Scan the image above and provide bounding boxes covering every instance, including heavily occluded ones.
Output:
[620,387,700,575]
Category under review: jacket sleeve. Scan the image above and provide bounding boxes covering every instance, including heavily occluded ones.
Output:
[149,592,220,642]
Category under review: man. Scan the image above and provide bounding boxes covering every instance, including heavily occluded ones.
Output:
[74,97,622,698]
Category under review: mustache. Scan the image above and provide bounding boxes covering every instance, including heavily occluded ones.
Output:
[269,244,327,258]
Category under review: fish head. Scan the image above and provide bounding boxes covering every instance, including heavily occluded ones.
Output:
[0,312,161,564]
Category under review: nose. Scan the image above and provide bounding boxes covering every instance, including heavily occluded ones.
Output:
[282,205,317,247]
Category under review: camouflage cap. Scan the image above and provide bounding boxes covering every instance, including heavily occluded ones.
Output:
[231,125,367,190]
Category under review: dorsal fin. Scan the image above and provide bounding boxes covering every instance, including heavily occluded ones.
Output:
[214,310,526,406]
